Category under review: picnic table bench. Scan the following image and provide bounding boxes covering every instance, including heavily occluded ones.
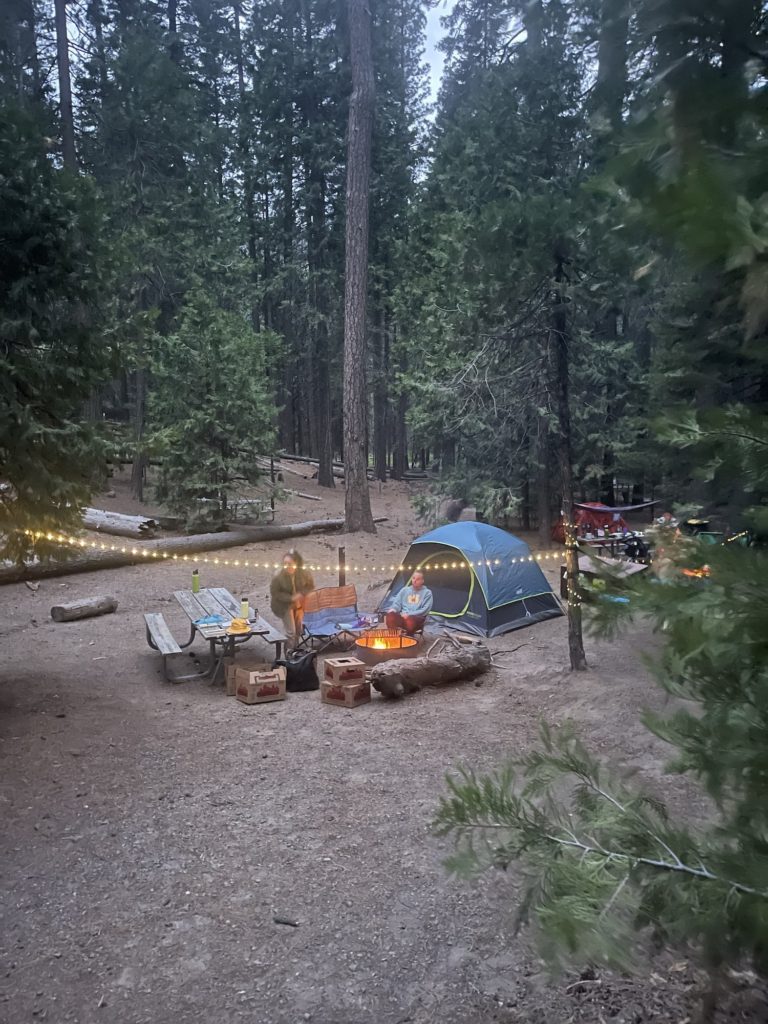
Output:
[144,586,288,683]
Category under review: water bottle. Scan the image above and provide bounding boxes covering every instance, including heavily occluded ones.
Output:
[192,568,200,594]
[240,597,249,618]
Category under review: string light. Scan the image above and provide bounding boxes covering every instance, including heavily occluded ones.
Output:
[22,528,571,576]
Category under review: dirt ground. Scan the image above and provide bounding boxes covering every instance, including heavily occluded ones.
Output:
[1,469,765,1024]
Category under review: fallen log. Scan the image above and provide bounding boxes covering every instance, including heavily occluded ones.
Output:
[51,596,118,622]
[371,640,492,699]
[82,508,158,538]
[286,489,322,502]
[0,517,387,586]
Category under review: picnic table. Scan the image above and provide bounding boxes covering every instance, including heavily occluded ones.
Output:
[144,586,288,683]
[581,533,644,558]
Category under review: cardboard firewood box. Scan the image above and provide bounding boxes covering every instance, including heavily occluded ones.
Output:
[320,678,371,708]
[324,656,366,685]
[224,655,272,696]
[235,663,287,704]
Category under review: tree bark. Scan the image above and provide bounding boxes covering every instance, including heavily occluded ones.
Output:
[391,382,408,480]
[552,247,587,671]
[51,596,118,622]
[371,642,492,699]
[373,304,389,483]
[53,0,76,170]
[82,508,159,538]
[130,367,148,502]
[342,0,376,533]
[593,0,630,133]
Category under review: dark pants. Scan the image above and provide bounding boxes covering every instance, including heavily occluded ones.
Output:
[385,611,426,633]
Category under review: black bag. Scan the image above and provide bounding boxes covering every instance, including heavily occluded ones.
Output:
[273,650,320,692]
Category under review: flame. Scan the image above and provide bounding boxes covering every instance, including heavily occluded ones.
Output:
[372,639,389,650]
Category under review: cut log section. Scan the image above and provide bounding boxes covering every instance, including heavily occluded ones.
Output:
[51,596,118,622]
[0,517,388,585]
[82,508,159,538]
[370,640,492,699]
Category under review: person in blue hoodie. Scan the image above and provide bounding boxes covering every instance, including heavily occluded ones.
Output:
[384,570,433,633]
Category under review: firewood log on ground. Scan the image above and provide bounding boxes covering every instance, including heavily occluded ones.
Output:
[370,637,492,699]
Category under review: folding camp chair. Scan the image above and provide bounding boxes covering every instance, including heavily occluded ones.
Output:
[297,585,374,654]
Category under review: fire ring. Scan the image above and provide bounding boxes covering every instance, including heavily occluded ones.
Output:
[354,628,420,666]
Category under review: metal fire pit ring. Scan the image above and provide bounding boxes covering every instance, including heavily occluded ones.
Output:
[354,628,420,666]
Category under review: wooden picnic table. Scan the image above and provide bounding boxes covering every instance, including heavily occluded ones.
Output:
[144,586,288,683]
[581,533,639,558]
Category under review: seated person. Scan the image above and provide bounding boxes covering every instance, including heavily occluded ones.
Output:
[384,571,433,633]
[270,550,315,645]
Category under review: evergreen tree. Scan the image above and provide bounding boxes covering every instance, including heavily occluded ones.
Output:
[0,103,115,561]
[434,0,768,1005]
[149,296,277,519]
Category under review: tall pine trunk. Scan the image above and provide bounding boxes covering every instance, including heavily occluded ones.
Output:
[594,0,629,133]
[342,0,376,532]
[53,0,76,170]
[130,368,148,502]
[373,304,389,483]
[552,248,587,671]
[301,0,334,487]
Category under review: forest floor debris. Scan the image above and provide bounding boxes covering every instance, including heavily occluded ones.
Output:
[0,468,763,1023]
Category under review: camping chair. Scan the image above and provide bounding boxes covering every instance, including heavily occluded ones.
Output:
[297,585,373,654]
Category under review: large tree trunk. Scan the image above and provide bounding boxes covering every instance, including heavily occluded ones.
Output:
[299,0,335,487]
[593,0,630,133]
[342,0,376,533]
[53,0,76,170]
[552,247,587,671]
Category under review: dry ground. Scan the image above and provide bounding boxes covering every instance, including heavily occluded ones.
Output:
[1,469,764,1024]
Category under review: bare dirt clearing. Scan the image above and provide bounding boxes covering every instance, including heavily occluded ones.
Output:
[1,471,763,1023]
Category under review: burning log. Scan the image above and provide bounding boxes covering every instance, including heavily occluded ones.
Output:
[370,638,492,699]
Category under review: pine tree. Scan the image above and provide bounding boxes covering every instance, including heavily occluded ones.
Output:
[342,0,376,533]
[434,0,768,1007]
[0,102,114,561]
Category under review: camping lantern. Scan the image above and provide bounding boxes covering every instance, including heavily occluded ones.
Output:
[354,628,420,666]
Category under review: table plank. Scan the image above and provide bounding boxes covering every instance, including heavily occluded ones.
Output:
[207,587,242,617]
[196,589,231,618]
[173,589,228,638]
[174,589,207,620]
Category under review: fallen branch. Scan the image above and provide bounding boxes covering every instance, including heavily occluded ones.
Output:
[286,489,322,502]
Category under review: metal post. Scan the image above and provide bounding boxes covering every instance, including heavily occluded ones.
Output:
[338,546,346,587]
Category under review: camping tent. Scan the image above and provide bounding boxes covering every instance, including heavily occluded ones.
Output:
[380,522,563,638]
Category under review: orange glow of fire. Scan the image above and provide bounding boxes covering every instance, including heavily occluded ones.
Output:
[372,639,388,650]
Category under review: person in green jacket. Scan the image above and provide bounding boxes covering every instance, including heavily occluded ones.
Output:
[270,550,315,645]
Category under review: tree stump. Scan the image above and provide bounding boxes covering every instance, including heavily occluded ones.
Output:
[370,641,492,699]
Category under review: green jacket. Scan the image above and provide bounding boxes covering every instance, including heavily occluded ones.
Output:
[270,568,315,616]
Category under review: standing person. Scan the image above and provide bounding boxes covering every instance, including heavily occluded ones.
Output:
[270,550,315,646]
[384,570,433,633]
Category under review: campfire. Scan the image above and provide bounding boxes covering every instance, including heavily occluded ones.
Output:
[354,628,420,666]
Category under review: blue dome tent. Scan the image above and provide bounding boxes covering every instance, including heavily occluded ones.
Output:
[380,522,563,638]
